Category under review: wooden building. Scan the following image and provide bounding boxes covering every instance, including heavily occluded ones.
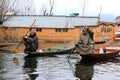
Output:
[94,21,118,42]
[116,16,120,31]
[0,15,119,42]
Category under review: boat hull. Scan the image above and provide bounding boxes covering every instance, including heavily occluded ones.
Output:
[80,50,120,61]
[25,48,73,57]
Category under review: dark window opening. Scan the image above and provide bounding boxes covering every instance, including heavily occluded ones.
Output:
[37,28,42,32]
[101,26,112,33]
[55,28,61,32]
[62,28,68,32]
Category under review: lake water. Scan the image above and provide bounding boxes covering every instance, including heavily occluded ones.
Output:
[0,51,120,80]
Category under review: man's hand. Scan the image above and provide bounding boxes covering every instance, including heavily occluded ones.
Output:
[24,36,28,39]
[75,43,78,46]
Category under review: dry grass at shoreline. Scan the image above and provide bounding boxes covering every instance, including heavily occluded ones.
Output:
[0,27,22,42]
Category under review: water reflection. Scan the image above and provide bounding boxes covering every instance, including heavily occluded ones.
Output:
[23,56,39,80]
[0,51,119,80]
[75,62,94,80]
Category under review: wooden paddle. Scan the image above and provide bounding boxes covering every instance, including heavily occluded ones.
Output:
[68,47,76,59]
[13,19,36,53]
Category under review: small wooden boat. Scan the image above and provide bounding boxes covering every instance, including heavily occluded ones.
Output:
[25,41,75,56]
[79,47,120,61]
[25,48,73,56]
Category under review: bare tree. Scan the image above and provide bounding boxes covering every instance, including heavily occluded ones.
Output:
[82,0,88,16]
[41,4,49,16]
[49,0,54,16]
[0,0,35,24]
[13,0,35,15]
[0,0,16,24]
[41,0,54,16]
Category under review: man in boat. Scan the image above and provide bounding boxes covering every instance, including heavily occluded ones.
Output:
[23,28,38,53]
[75,26,94,54]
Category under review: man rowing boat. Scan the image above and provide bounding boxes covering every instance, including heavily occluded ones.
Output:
[75,26,94,54]
[23,28,38,53]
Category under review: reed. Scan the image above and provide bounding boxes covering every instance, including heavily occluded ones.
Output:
[1,26,21,42]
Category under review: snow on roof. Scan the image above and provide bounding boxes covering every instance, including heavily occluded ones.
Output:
[3,15,99,28]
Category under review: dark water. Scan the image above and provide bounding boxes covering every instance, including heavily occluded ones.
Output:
[0,52,120,80]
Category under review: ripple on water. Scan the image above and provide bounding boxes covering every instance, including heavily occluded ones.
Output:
[0,52,120,80]
[93,62,120,80]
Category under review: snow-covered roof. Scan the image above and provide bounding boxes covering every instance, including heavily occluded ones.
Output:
[3,15,99,28]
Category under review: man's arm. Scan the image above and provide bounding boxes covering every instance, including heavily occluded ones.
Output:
[87,28,94,40]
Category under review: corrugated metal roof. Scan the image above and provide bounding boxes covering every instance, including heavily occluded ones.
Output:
[116,19,120,24]
[3,15,99,28]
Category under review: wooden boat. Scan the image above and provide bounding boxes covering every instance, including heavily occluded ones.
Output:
[25,48,73,56]
[25,41,75,56]
[79,47,120,61]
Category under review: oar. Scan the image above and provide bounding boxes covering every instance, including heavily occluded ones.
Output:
[68,47,76,59]
[67,47,77,73]
[13,19,36,53]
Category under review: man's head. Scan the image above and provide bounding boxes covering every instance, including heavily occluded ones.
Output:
[82,27,87,35]
[30,28,36,35]
[84,25,89,30]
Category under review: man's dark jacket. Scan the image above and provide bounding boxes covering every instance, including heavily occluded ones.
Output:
[23,33,38,53]
[87,29,94,41]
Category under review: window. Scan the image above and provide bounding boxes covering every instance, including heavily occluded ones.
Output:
[101,27,104,32]
[37,28,42,32]
[101,26,112,33]
[62,28,68,32]
[55,28,68,32]
[55,28,61,32]
[2,27,8,30]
